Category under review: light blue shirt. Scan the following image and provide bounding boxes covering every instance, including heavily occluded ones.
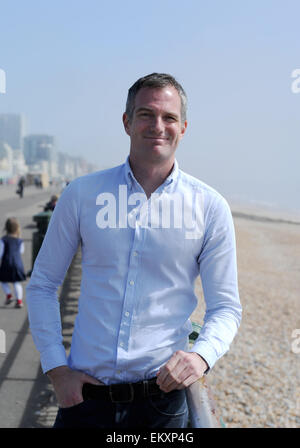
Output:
[26,158,242,384]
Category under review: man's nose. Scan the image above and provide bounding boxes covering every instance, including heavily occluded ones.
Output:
[151,116,164,133]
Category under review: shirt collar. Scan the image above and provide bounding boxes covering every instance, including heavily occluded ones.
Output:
[124,156,179,191]
[124,157,135,190]
[165,159,179,186]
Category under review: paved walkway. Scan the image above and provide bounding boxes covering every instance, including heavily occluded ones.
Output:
[24,251,81,428]
[0,188,67,428]
[0,184,57,202]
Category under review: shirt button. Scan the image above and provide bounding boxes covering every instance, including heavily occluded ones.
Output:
[120,342,124,347]
[129,280,134,286]
[125,311,130,317]
[133,251,138,257]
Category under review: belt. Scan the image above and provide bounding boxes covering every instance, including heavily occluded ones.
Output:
[82,378,162,403]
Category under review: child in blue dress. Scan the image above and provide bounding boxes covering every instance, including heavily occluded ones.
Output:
[0,218,26,308]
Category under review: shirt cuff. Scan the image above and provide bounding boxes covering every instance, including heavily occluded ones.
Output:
[188,340,218,371]
[40,345,68,374]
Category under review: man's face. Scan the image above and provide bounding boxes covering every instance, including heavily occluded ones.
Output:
[123,86,187,165]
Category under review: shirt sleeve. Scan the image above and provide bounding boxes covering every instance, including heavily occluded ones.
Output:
[189,195,242,370]
[26,180,81,373]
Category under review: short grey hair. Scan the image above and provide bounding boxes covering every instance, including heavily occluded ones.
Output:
[125,73,187,124]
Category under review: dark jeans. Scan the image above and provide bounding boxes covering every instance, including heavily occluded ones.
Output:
[53,388,188,428]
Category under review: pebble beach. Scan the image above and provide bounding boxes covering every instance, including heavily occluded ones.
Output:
[192,210,300,428]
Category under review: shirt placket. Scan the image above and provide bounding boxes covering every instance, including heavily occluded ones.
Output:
[114,188,147,382]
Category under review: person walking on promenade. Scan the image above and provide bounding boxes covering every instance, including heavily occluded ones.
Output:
[17,176,25,198]
[26,73,242,428]
[0,218,26,308]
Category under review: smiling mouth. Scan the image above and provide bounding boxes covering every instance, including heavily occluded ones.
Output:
[144,137,168,140]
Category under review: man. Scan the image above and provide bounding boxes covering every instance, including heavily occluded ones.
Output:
[17,176,25,198]
[26,73,242,428]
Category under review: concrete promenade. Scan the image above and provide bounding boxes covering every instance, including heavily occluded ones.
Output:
[0,183,75,428]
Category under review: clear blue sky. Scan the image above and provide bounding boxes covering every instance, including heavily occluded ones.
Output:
[0,0,299,213]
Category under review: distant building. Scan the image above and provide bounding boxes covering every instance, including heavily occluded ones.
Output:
[0,141,13,180]
[23,134,56,164]
[57,151,97,179]
[23,134,57,178]
[0,114,25,151]
[0,142,28,181]
[57,151,75,179]
[12,150,28,177]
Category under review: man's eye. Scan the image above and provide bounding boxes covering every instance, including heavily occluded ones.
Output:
[165,116,176,122]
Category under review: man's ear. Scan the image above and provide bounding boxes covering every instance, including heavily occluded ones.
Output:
[180,120,188,139]
[122,113,131,136]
